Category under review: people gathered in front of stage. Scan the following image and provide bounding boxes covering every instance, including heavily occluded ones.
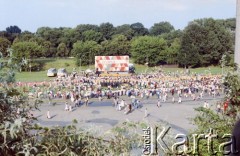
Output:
[15,71,225,114]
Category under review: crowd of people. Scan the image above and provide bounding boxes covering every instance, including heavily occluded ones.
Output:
[13,70,227,118]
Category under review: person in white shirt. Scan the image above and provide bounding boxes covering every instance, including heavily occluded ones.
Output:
[203,101,209,109]
[178,96,182,103]
[206,101,209,108]
[65,101,69,111]
[47,110,51,119]
[172,96,175,103]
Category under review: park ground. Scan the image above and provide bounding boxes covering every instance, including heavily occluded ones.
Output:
[32,95,224,135]
[15,58,226,82]
[19,58,225,154]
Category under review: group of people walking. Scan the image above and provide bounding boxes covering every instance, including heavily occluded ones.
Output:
[14,71,224,119]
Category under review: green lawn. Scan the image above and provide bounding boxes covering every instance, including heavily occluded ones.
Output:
[15,58,226,82]
[16,58,94,82]
[134,64,225,75]
[15,71,52,82]
[161,66,225,75]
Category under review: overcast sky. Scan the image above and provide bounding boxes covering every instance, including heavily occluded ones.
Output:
[0,0,236,32]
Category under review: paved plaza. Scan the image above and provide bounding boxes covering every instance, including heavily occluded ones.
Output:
[32,95,223,135]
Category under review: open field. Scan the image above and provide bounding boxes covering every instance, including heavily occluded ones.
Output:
[16,58,94,82]
[15,58,226,82]
[134,64,225,75]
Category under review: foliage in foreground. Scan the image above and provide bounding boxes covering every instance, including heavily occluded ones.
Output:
[189,68,240,156]
[0,84,144,155]
[0,53,143,155]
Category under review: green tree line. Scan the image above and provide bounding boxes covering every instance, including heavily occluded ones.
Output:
[0,18,236,70]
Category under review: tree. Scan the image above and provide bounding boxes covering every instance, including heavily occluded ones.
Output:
[189,107,235,155]
[14,31,39,43]
[0,52,43,155]
[56,43,69,57]
[12,41,44,60]
[0,49,16,83]
[165,38,181,64]
[73,24,100,42]
[11,41,44,71]
[99,22,115,40]
[36,27,62,49]
[71,41,101,66]
[114,24,134,40]
[178,18,234,67]
[159,30,183,46]
[101,35,131,56]
[131,36,167,66]
[149,21,174,36]
[42,41,53,57]
[216,18,236,31]
[130,23,149,37]
[6,25,21,34]
[223,70,240,106]
[82,30,103,43]
[0,37,11,57]
[75,24,99,33]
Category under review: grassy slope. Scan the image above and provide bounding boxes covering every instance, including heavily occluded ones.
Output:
[15,58,94,82]
[15,58,224,82]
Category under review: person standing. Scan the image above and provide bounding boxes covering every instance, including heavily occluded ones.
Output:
[157,100,161,108]
[69,104,72,111]
[113,98,117,107]
[203,101,209,109]
[48,94,52,105]
[178,96,182,104]
[216,102,221,113]
[206,101,209,108]
[47,110,51,119]
[172,96,175,103]
[98,95,102,101]
[203,101,207,108]
[71,95,74,104]
[157,91,160,99]
[163,93,167,102]
[74,99,78,107]
[85,97,89,106]
[144,108,148,118]
[65,101,69,111]
[200,91,203,99]
[224,99,229,113]
[136,100,140,109]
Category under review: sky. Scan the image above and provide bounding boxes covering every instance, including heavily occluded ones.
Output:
[0,0,236,32]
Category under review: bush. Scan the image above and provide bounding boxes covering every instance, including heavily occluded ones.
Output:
[21,62,44,72]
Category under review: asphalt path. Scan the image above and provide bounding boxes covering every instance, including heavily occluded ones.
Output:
[32,95,224,135]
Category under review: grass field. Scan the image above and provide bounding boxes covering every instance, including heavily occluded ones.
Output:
[15,58,225,82]
[16,58,94,82]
